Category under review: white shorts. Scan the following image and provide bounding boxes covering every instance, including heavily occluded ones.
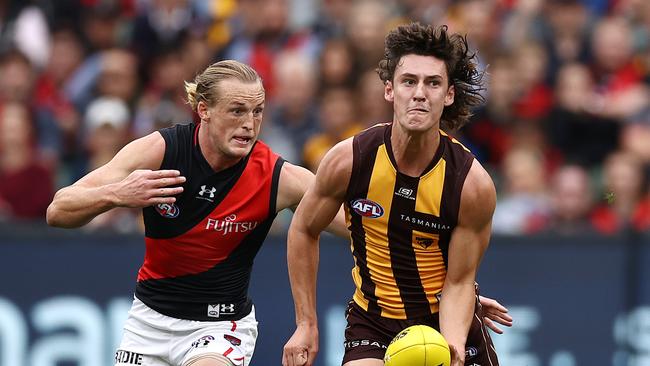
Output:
[115,297,258,366]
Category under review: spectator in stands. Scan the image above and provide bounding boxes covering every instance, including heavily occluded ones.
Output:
[463,56,520,168]
[303,87,363,172]
[0,103,53,221]
[66,48,139,113]
[133,48,193,137]
[344,0,392,71]
[97,49,139,104]
[223,0,319,98]
[79,2,125,53]
[544,62,620,168]
[312,0,352,40]
[355,68,393,127]
[33,28,85,173]
[530,164,595,234]
[319,37,357,89]
[589,16,649,122]
[131,0,192,71]
[0,49,35,105]
[447,0,501,59]
[263,50,319,164]
[492,146,550,234]
[620,123,650,166]
[591,151,650,234]
[511,41,553,121]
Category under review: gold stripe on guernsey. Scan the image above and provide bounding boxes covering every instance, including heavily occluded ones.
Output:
[353,144,406,318]
[441,130,471,152]
[416,158,446,217]
[414,159,447,313]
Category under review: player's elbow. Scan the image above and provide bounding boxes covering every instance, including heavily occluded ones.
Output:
[46,202,78,228]
[46,203,64,227]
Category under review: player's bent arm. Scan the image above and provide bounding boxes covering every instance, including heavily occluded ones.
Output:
[46,132,185,228]
[288,140,351,324]
[277,162,349,238]
[283,140,352,366]
[439,159,496,365]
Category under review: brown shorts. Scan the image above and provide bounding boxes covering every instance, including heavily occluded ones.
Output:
[342,295,499,366]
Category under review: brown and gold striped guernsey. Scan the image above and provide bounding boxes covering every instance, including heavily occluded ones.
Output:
[344,123,475,319]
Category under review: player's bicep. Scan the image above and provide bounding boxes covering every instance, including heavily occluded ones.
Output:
[277,163,315,212]
[75,132,166,188]
[446,160,496,284]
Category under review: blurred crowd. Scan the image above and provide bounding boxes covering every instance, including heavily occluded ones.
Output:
[0,0,649,236]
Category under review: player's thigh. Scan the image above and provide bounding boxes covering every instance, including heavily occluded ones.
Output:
[343,358,384,366]
[183,353,235,366]
[180,333,250,366]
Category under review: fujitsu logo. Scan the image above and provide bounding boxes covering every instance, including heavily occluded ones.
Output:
[206,214,258,235]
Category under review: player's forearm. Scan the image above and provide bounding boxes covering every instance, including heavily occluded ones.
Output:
[287,225,320,326]
[46,184,119,228]
[439,282,475,359]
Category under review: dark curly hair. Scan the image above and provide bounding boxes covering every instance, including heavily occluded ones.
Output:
[377,22,485,131]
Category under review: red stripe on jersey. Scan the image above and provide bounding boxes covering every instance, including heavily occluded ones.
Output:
[137,141,279,280]
[223,347,234,357]
[231,321,237,332]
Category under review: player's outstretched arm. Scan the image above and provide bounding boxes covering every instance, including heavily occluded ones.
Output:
[479,295,513,334]
[440,159,496,366]
[46,132,185,228]
[282,139,352,366]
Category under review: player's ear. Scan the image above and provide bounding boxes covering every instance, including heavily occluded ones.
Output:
[384,80,394,102]
[444,85,455,106]
[197,101,210,120]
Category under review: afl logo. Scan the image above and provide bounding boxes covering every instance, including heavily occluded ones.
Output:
[351,199,384,218]
[155,203,180,218]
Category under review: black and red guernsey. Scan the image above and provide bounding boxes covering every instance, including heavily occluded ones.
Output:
[136,122,284,321]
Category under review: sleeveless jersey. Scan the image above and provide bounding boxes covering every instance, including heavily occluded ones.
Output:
[344,123,474,319]
[136,123,284,321]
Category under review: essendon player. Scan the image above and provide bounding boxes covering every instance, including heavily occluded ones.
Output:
[47,60,510,366]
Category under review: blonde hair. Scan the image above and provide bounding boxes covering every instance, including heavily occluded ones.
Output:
[184,60,263,111]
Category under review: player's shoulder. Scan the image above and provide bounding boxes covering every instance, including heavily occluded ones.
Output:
[459,159,496,224]
[353,122,390,143]
[319,136,354,172]
[464,160,496,202]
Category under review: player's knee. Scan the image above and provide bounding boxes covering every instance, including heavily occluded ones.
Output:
[183,353,235,366]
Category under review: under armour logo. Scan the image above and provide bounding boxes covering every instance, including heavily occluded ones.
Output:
[199,185,217,198]
[207,303,236,318]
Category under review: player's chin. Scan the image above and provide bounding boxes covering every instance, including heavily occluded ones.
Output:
[402,115,434,128]
[226,144,254,158]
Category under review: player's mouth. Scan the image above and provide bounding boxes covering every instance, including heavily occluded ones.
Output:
[407,107,429,113]
[232,136,253,145]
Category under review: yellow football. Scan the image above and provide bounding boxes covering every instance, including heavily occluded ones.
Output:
[383,325,451,366]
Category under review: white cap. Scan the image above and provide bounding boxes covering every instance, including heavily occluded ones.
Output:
[85,97,130,131]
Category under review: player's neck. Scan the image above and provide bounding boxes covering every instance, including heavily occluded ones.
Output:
[198,125,243,172]
[390,123,440,177]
